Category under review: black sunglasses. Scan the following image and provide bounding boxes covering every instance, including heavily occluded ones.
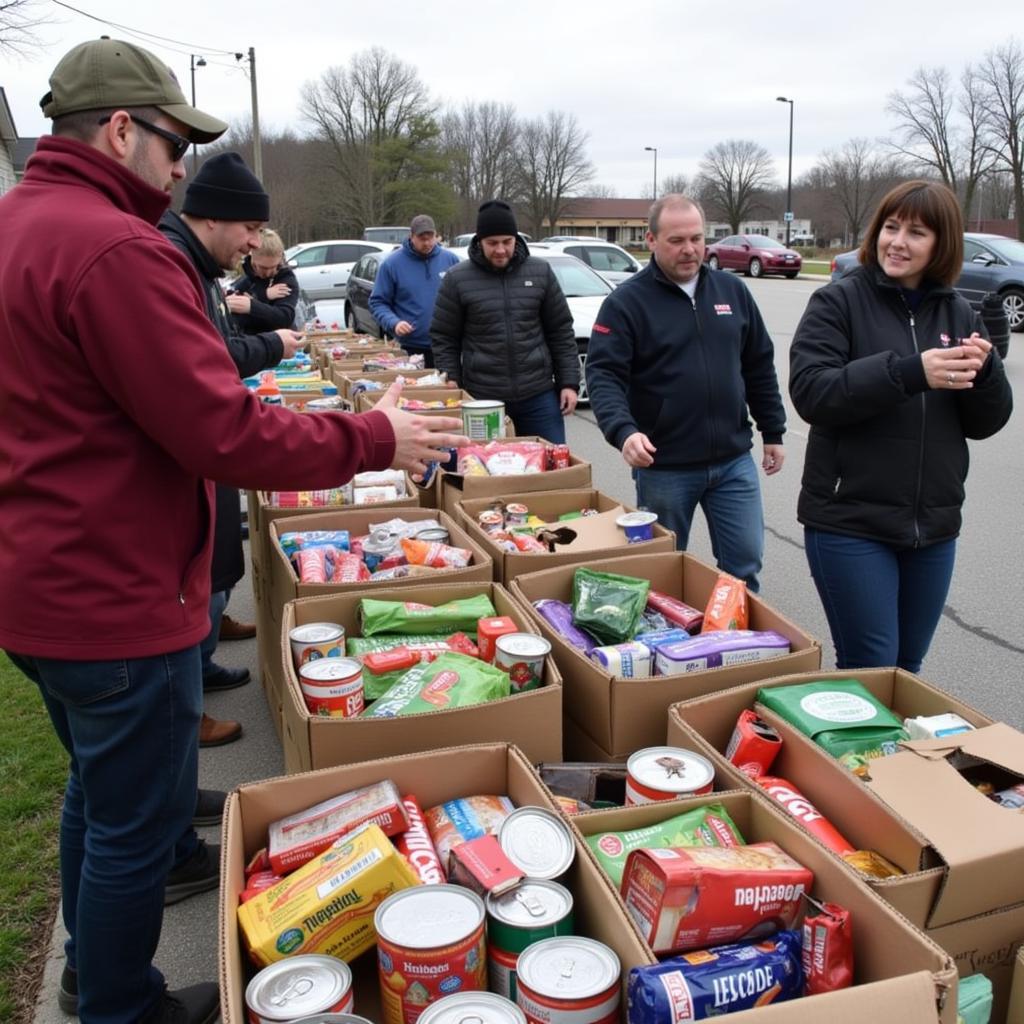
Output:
[98,114,191,162]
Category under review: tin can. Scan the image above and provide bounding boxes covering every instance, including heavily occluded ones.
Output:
[549,444,571,470]
[498,807,575,880]
[504,502,529,526]
[306,396,347,411]
[245,956,354,1024]
[289,1017,373,1024]
[494,633,551,693]
[625,746,715,805]
[375,885,487,1024]
[487,880,575,1001]
[289,623,345,671]
[414,527,450,544]
[590,641,652,679]
[515,938,620,1024]
[478,510,505,534]
[724,708,782,779]
[297,658,364,718]
[462,399,506,440]
[418,993,525,1024]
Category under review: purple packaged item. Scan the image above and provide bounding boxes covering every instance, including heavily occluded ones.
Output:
[533,598,598,655]
[654,630,791,676]
[634,627,691,651]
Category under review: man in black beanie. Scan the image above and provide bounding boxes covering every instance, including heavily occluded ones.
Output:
[431,200,580,442]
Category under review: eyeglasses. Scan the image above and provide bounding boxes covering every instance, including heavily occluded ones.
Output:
[98,114,191,162]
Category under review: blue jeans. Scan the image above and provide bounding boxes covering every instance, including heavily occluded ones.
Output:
[804,528,956,672]
[505,389,566,443]
[634,452,765,592]
[199,588,229,675]
[6,647,202,1023]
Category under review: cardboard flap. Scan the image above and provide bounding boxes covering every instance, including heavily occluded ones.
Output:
[867,722,1024,926]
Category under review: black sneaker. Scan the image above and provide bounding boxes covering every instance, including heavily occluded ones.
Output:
[143,982,220,1024]
[193,789,227,828]
[58,963,77,1014]
[201,665,251,692]
[165,840,220,906]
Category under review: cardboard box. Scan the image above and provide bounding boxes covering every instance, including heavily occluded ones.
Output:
[218,744,656,1024]
[455,487,675,584]
[666,668,1024,1020]
[510,551,821,758]
[570,791,957,1024]
[280,581,563,772]
[333,368,447,403]
[356,386,474,414]
[440,437,593,517]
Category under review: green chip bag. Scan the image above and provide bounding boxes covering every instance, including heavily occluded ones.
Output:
[360,651,510,718]
[571,568,650,645]
[346,634,471,656]
[360,595,496,637]
[584,803,746,887]
[756,679,909,759]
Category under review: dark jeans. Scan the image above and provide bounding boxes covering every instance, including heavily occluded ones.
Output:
[804,527,957,672]
[7,647,202,1023]
[505,389,566,443]
[199,588,229,675]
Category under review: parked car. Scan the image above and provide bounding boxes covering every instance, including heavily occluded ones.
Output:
[362,226,407,245]
[531,240,641,286]
[284,239,394,302]
[831,232,1024,345]
[343,250,391,337]
[704,235,802,278]
[540,235,604,242]
[452,232,534,247]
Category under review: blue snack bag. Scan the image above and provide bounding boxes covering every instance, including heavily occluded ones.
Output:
[627,930,803,1021]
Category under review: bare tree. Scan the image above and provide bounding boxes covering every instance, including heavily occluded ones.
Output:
[639,172,689,200]
[977,39,1024,241]
[695,140,776,232]
[817,138,902,246]
[516,111,595,238]
[0,0,50,55]
[588,183,618,198]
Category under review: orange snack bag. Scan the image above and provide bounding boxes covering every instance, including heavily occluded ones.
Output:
[400,536,473,568]
[701,573,748,632]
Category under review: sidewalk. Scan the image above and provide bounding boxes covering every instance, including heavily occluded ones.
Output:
[33,540,275,1022]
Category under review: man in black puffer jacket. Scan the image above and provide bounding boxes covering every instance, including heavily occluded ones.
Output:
[430,200,579,443]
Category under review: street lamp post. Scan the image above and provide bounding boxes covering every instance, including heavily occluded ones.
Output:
[776,96,794,247]
[644,146,658,200]
[189,54,207,174]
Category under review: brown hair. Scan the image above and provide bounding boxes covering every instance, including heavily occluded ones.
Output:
[648,194,706,236]
[858,180,964,287]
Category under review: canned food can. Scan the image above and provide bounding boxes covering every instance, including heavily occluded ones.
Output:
[625,746,715,805]
[494,633,551,693]
[289,623,345,671]
[478,510,505,534]
[724,708,783,779]
[487,881,574,1000]
[462,399,506,440]
[245,956,354,1024]
[498,807,575,880]
[375,885,487,1024]
[504,502,529,526]
[414,527,450,544]
[289,1017,373,1024]
[418,993,525,1024]
[515,938,621,1024]
[550,443,571,470]
[297,658,364,718]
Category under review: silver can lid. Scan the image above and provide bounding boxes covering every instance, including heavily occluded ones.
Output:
[498,807,575,880]
[486,879,573,928]
[495,633,552,659]
[374,884,484,949]
[417,992,527,1024]
[516,937,620,999]
[245,956,352,1022]
[627,746,715,794]
[289,1017,373,1024]
[290,623,345,644]
[297,658,362,683]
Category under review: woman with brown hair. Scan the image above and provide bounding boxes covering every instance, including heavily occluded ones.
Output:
[790,180,1012,671]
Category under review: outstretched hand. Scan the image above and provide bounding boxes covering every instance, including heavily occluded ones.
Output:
[374,379,468,478]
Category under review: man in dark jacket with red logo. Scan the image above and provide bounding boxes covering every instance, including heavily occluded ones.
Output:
[0,38,464,1024]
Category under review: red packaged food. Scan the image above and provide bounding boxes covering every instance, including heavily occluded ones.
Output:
[550,443,571,470]
[446,632,480,658]
[294,546,329,583]
[725,709,783,779]
[331,551,371,583]
[447,833,524,898]
[702,573,749,632]
[477,616,519,662]
[646,589,704,632]
[362,646,422,675]
[239,870,284,904]
[511,533,547,553]
[401,536,473,568]
[802,898,854,995]
[620,842,813,955]
[393,795,446,885]
[754,777,856,856]
[244,848,271,878]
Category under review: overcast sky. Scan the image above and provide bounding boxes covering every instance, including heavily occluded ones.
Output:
[4,0,1021,196]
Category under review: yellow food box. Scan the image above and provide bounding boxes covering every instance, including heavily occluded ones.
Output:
[237,823,420,966]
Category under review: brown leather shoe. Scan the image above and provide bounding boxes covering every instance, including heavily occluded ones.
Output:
[199,712,242,747]
[219,613,256,641]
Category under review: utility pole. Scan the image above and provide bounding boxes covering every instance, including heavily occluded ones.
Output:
[248,47,262,181]
[189,54,206,176]
[776,96,794,247]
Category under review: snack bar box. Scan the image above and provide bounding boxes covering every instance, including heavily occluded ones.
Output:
[218,743,655,1024]
[667,668,1024,1022]
[455,487,676,584]
[510,551,820,760]
[280,581,562,772]
[569,791,958,1024]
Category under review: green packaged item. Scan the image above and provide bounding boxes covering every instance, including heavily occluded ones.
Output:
[584,803,745,887]
[360,651,510,718]
[756,679,909,759]
[956,974,992,1024]
[359,594,496,637]
[347,634,478,700]
[571,567,650,645]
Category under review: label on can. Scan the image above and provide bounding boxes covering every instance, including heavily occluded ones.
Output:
[462,400,506,441]
[488,943,520,1001]
[494,633,551,693]
[626,747,715,805]
[298,658,364,718]
[290,623,345,671]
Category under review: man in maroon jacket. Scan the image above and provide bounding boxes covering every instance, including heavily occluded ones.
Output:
[0,38,464,1024]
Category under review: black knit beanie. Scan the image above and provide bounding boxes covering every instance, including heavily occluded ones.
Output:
[183,152,270,221]
[476,200,518,239]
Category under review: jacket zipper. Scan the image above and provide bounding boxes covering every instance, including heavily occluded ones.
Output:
[502,274,517,400]
[900,294,926,548]
[689,280,713,459]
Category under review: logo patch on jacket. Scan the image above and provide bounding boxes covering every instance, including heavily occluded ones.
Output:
[524,280,533,287]
[939,333,951,347]
[714,304,733,316]
[593,323,611,334]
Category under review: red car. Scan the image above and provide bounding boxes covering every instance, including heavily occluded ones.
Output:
[704,234,802,279]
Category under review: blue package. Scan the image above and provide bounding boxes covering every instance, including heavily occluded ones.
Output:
[627,930,803,1022]
[634,627,691,651]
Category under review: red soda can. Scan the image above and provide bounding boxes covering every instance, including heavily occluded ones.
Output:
[551,444,570,470]
[802,897,854,995]
[724,708,782,778]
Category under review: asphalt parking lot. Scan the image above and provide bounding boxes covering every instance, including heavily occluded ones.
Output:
[33,273,1023,1021]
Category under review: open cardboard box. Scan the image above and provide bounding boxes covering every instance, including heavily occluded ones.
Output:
[667,668,1024,1021]
[279,581,563,772]
[334,368,447,403]
[218,743,655,1024]
[510,551,821,758]
[355,386,474,415]
[455,487,676,584]
[569,791,957,1024]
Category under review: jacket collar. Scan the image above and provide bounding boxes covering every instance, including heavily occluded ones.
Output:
[862,263,955,299]
[648,253,708,292]
[159,209,222,281]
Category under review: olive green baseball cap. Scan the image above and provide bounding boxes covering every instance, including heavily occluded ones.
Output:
[40,37,228,143]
